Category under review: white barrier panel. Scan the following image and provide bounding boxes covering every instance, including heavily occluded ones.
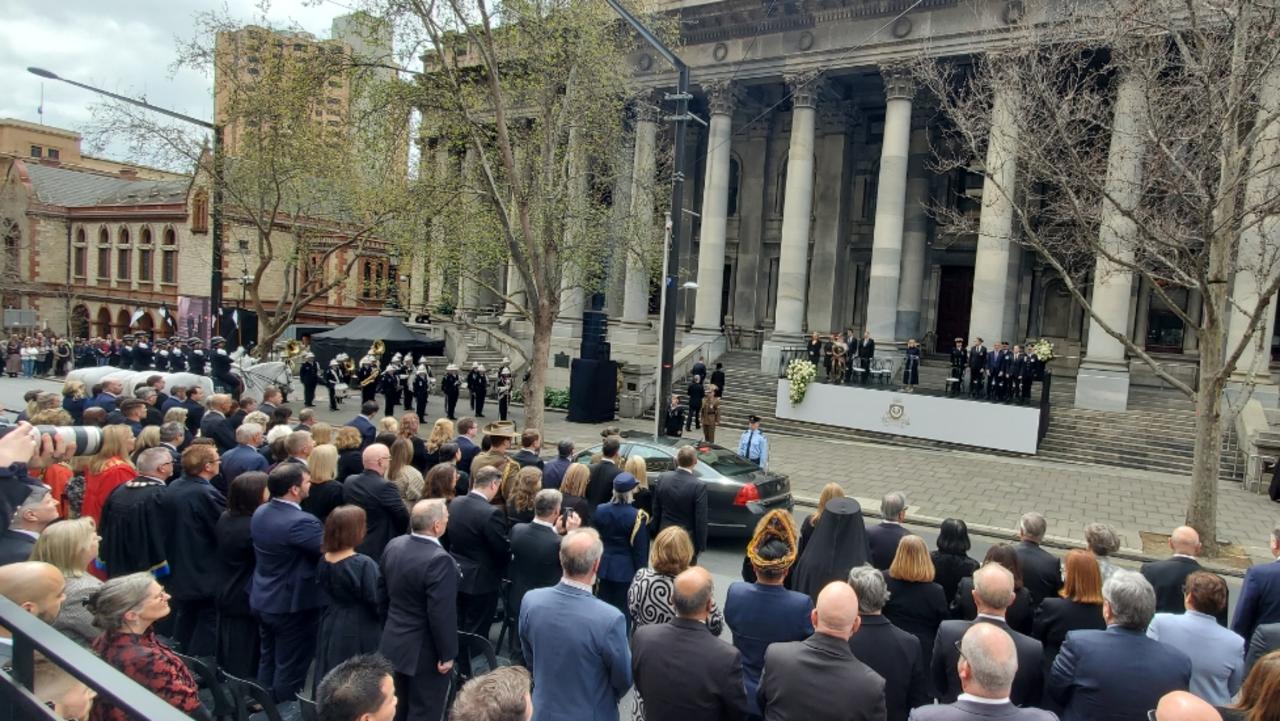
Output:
[776,379,1041,454]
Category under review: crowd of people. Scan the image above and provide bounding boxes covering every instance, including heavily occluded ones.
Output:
[1,364,1280,721]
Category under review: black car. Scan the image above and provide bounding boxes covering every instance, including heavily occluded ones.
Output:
[576,430,793,537]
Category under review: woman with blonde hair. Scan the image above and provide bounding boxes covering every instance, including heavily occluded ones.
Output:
[130,426,161,464]
[629,526,723,633]
[388,437,424,507]
[310,422,334,446]
[302,444,344,522]
[505,466,543,528]
[162,407,192,448]
[82,425,137,525]
[421,418,456,470]
[62,379,88,423]
[379,416,400,435]
[335,426,364,480]
[31,517,103,646]
[799,482,844,558]
[558,462,592,525]
[883,534,949,665]
[623,455,652,515]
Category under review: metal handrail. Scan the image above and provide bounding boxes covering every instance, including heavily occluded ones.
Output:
[0,596,190,721]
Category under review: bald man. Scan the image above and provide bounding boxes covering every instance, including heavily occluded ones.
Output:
[1152,691,1222,721]
[632,567,748,720]
[0,561,66,665]
[757,581,886,721]
[1142,526,1227,625]
[342,443,410,562]
[909,624,1055,721]
[931,563,1044,706]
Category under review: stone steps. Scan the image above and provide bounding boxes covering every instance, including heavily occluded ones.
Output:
[687,350,1244,482]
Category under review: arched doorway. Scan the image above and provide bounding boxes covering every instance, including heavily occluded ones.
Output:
[95,307,112,337]
[71,305,90,339]
[115,309,131,337]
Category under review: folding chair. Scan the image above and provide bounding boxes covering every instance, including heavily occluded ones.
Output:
[173,651,237,721]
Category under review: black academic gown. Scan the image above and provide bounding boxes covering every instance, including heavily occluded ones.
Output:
[791,498,871,602]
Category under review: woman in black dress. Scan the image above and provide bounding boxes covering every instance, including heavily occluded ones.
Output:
[902,338,921,391]
[931,518,980,604]
[807,332,823,366]
[557,463,593,526]
[951,543,1036,634]
[1031,549,1105,673]
[214,472,268,679]
[335,426,364,480]
[314,505,383,684]
[882,534,950,669]
[301,444,345,523]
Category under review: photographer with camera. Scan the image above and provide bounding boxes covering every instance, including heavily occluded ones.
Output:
[0,421,72,539]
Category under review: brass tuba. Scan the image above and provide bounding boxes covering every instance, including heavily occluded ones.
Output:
[341,357,356,375]
[282,340,302,360]
[370,339,386,358]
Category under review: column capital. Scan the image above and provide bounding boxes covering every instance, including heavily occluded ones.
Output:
[631,91,662,124]
[703,80,738,117]
[785,71,824,110]
[881,64,915,101]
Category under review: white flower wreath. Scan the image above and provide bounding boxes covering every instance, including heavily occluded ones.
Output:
[785,358,818,405]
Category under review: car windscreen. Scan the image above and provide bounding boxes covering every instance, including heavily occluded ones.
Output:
[682,441,760,477]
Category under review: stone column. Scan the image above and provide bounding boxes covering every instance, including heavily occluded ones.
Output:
[1182,289,1201,355]
[865,67,915,347]
[896,103,932,340]
[604,137,634,319]
[731,117,770,337]
[428,144,454,308]
[1227,62,1280,397]
[555,126,589,339]
[614,100,659,344]
[761,73,820,373]
[806,103,856,334]
[457,145,481,312]
[691,81,736,336]
[1075,73,1148,410]
[967,81,1021,346]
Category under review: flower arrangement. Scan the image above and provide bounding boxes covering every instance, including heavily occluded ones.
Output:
[1028,338,1056,362]
[785,358,818,405]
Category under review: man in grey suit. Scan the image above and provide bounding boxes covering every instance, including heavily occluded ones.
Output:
[909,624,1056,721]
[757,580,887,721]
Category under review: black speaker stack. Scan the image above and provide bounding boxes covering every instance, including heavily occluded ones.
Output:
[567,309,619,422]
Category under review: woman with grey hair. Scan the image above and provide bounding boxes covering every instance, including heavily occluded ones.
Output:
[1084,523,1121,582]
[86,572,209,721]
[592,472,650,621]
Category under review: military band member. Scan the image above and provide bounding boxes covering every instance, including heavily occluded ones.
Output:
[118,337,135,371]
[412,363,431,422]
[186,338,207,375]
[442,363,461,420]
[399,354,414,409]
[132,334,153,371]
[358,354,379,404]
[968,338,986,398]
[300,352,319,407]
[380,361,400,418]
[949,337,967,396]
[324,358,342,411]
[496,365,512,422]
[169,340,186,373]
[472,364,489,418]
[209,336,242,400]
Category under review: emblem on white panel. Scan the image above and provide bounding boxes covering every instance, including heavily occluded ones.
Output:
[882,397,910,428]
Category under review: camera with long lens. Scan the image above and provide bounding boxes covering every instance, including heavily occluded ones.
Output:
[0,423,103,457]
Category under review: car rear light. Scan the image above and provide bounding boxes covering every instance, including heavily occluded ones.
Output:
[734,482,760,506]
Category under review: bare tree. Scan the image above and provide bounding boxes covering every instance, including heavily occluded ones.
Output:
[913,0,1280,549]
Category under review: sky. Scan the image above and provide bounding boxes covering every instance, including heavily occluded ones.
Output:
[1,0,362,160]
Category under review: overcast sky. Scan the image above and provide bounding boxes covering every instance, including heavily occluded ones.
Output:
[1,0,358,158]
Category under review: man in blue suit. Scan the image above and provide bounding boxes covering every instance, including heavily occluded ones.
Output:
[348,400,379,449]
[520,528,631,721]
[87,378,122,415]
[220,423,269,489]
[1047,570,1191,721]
[250,463,324,703]
[866,491,910,571]
[1232,525,1280,644]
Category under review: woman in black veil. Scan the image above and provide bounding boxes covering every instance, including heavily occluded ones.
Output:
[790,497,871,601]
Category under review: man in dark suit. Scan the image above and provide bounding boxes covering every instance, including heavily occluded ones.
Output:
[159,444,227,657]
[512,429,545,470]
[931,564,1043,707]
[158,422,184,482]
[866,492,910,571]
[857,332,875,384]
[1014,512,1062,605]
[509,489,577,662]
[910,624,1057,721]
[445,465,510,638]
[847,565,928,721]
[87,379,122,415]
[348,400,380,449]
[343,444,410,562]
[758,580,885,720]
[1048,570,1192,721]
[379,498,458,721]
[968,338,987,398]
[199,394,237,452]
[250,463,324,703]
[136,388,164,427]
[1247,622,1280,673]
[1232,525,1280,643]
[633,567,749,721]
[0,485,58,565]
[220,423,269,490]
[227,397,255,431]
[1141,525,1228,625]
[585,435,624,508]
[105,399,145,436]
[181,386,207,435]
[541,440,574,490]
[454,417,481,474]
[651,446,708,556]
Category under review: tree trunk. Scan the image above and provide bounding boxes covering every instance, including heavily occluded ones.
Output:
[524,303,555,431]
[1187,297,1227,554]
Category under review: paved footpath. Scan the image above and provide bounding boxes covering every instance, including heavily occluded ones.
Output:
[4,375,1276,568]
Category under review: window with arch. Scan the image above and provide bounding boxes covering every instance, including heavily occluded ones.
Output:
[727,157,741,217]
[73,228,87,278]
[161,227,177,283]
[97,227,110,280]
[360,257,389,300]
[191,190,209,233]
[2,218,18,276]
[117,227,132,281]
[138,227,153,282]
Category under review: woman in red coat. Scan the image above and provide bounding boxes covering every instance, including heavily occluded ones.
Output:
[82,425,137,525]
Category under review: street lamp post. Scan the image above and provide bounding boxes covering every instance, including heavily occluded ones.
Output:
[28,66,226,335]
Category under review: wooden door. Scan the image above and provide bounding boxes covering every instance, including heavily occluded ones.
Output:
[934,266,974,353]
